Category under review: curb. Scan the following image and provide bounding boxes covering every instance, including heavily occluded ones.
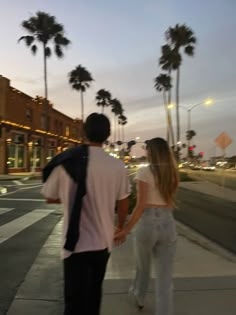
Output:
[176,221,236,263]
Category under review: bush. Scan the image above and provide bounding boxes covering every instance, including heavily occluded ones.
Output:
[179,171,195,182]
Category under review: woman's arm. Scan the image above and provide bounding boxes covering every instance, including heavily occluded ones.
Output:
[114,180,147,244]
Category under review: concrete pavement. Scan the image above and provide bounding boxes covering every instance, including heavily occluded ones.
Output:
[3,174,236,314]
[6,219,236,315]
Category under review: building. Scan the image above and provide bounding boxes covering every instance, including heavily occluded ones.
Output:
[0,76,83,174]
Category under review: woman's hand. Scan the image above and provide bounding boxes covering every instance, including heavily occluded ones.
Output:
[114,228,127,246]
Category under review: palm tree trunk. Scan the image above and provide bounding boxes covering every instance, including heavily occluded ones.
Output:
[168,69,175,147]
[122,125,125,143]
[80,91,84,121]
[163,91,169,142]
[43,43,48,132]
[43,43,48,167]
[116,117,119,142]
[113,114,116,143]
[102,105,104,114]
[176,68,180,144]
[117,122,120,141]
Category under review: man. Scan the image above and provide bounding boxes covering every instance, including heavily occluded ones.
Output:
[41,113,130,315]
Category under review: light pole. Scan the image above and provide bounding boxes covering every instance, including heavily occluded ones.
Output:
[180,98,213,158]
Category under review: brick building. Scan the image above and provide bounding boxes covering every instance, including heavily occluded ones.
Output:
[0,76,83,174]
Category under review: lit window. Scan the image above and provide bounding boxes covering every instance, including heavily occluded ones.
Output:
[65,126,70,137]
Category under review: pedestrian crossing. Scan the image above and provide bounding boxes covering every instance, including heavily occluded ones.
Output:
[0,207,56,245]
[0,207,14,215]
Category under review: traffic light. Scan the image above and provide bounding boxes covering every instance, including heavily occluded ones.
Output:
[127,140,136,150]
[188,146,194,158]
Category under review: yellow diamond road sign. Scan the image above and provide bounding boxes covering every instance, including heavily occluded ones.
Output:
[215,132,232,149]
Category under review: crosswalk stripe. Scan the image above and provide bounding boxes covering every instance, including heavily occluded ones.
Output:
[0,198,45,201]
[13,180,24,185]
[0,208,14,215]
[0,209,54,244]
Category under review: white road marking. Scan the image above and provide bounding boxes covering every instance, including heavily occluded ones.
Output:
[0,198,45,201]
[0,208,14,215]
[0,184,43,197]
[0,209,54,244]
[13,180,24,185]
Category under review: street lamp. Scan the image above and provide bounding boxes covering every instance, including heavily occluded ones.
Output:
[180,98,213,158]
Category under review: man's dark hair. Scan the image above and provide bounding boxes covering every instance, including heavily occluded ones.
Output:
[84,113,110,143]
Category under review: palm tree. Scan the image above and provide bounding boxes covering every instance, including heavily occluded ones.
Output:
[159,44,181,147]
[95,89,112,113]
[154,73,175,146]
[117,114,127,142]
[68,65,94,121]
[19,11,70,131]
[159,44,181,103]
[119,114,127,143]
[110,98,123,143]
[165,24,196,144]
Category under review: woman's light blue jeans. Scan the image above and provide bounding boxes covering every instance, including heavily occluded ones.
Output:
[131,207,177,315]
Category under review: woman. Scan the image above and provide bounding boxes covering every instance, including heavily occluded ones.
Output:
[114,137,179,315]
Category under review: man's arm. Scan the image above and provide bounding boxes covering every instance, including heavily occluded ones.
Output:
[41,166,61,203]
[116,197,129,230]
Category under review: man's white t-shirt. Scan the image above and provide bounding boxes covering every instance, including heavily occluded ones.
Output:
[41,146,130,259]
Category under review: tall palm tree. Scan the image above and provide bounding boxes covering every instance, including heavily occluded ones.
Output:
[110,98,123,143]
[119,114,127,143]
[154,73,174,146]
[19,11,70,131]
[159,44,181,103]
[95,89,112,113]
[159,44,181,146]
[165,24,196,144]
[68,65,94,121]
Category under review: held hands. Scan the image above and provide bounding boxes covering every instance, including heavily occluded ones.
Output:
[114,226,127,246]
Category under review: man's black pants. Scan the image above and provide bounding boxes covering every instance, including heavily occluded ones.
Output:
[63,249,110,315]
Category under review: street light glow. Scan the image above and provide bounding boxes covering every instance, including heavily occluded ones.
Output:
[167,103,175,109]
[204,98,213,106]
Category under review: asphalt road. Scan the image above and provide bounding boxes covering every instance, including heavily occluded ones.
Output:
[185,169,236,190]
[0,175,236,314]
[0,182,61,315]
[176,187,236,253]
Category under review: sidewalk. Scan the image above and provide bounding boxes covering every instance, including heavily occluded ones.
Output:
[7,218,236,315]
[0,172,41,181]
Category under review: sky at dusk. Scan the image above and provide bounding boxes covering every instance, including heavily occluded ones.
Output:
[0,0,236,158]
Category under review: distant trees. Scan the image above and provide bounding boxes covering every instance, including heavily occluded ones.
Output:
[68,65,94,121]
[18,11,129,145]
[155,23,197,159]
[95,89,112,113]
[19,11,70,131]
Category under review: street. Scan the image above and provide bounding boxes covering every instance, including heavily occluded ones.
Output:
[176,188,236,253]
[0,176,236,314]
[0,181,61,315]
[184,169,236,190]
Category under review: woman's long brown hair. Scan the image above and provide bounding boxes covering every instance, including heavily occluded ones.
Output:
[146,138,179,207]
